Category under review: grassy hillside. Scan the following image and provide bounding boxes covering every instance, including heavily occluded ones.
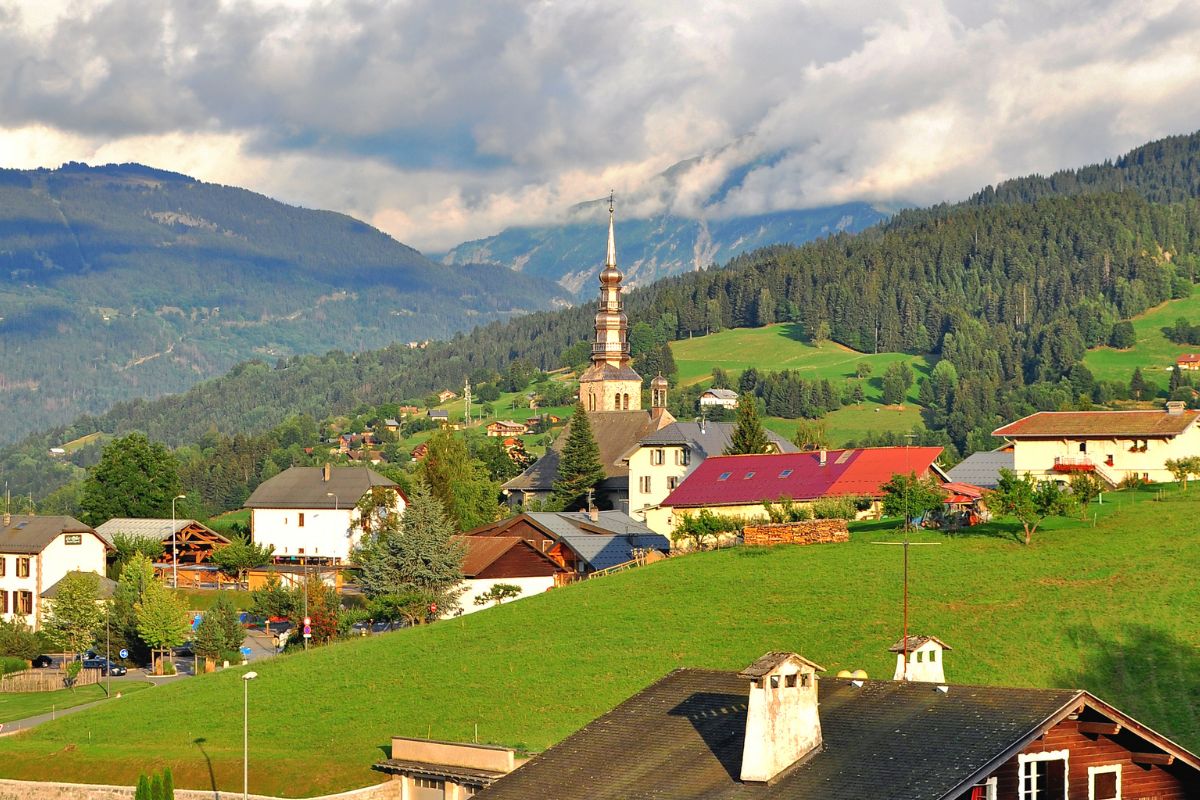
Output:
[1084,293,1200,390]
[0,486,1196,796]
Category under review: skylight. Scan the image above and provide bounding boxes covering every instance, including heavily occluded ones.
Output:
[779,469,793,478]
[718,472,732,481]
[744,472,756,479]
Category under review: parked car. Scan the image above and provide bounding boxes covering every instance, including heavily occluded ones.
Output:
[31,654,53,668]
[81,656,127,676]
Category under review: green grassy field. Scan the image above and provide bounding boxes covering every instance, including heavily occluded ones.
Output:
[204,509,249,537]
[1084,294,1200,390]
[762,403,924,445]
[670,323,931,402]
[0,486,1196,796]
[0,682,153,724]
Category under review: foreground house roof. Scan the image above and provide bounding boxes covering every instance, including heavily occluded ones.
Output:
[661,447,944,508]
[245,466,399,509]
[0,515,102,555]
[477,670,1200,800]
[41,571,118,599]
[993,409,1199,438]
[453,536,564,577]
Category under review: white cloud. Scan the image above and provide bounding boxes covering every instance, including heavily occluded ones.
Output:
[0,0,1198,251]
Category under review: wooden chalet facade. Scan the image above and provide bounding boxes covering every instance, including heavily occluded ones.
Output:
[451,535,570,615]
[486,420,529,437]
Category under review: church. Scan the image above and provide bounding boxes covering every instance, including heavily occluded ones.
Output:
[502,199,675,510]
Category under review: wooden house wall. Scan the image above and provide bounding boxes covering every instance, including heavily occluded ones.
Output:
[475,545,564,580]
[986,718,1196,799]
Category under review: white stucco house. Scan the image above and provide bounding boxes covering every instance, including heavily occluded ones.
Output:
[0,514,110,631]
[992,403,1200,486]
[699,388,739,409]
[245,464,406,565]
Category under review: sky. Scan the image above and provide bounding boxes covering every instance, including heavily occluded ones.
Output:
[2,0,1199,253]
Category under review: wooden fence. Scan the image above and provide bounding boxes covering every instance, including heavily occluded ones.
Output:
[0,667,103,693]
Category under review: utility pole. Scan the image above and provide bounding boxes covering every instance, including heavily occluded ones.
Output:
[463,378,473,425]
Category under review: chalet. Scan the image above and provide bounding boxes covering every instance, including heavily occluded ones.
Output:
[437,390,458,403]
[95,518,230,565]
[0,514,110,630]
[486,420,529,438]
[645,447,947,536]
[1176,353,1200,371]
[397,405,421,417]
[462,511,668,578]
[699,387,740,409]
[476,643,1200,800]
[624,421,796,522]
[428,409,451,426]
[451,535,569,615]
[411,443,430,462]
[244,464,406,565]
[992,404,1200,486]
[383,418,401,432]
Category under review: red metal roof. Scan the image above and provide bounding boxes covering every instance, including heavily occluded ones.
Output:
[993,410,1198,438]
[1177,354,1200,364]
[661,447,944,508]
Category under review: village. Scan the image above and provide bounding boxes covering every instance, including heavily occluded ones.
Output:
[2,206,1200,799]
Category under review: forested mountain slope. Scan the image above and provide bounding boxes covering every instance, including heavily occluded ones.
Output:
[0,163,569,438]
[442,199,888,296]
[5,131,1200,501]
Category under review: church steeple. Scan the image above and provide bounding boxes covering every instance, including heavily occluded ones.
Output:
[577,193,642,413]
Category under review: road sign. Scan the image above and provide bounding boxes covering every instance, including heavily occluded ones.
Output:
[303,623,312,639]
[240,646,252,656]
[118,648,129,660]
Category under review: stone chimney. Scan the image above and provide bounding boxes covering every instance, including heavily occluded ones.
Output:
[1166,400,1185,415]
[738,652,825,784]
[323,463,332,482]
[889,635,951,683]
[818,449,827,467]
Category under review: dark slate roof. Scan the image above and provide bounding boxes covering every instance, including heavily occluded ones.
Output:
[504,411,665,491]
[41,571,117,599]
[944,449,1013,489]
[0,515,100,554]
[636,422,797,459]
[477,670,1081,800]
[526,511,669,570]
[245,466,398,509]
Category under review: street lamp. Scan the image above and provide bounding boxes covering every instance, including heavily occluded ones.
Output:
[325,492,338,511]
[171,494,187,589]
[242,671,258,800]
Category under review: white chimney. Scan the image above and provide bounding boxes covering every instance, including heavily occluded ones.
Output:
[323,463,332,482]
[818,449,827,467]
[739,652,824,784]
[890,635,951,683]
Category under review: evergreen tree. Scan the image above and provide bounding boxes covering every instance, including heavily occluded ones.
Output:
[551,402,607,510]
[135,774,151,800]
[192,610,225,663]
[79,433,182,526]
[1109,320,1136,348]
[1129,367,1151,400]
[162,767,174,800]
[150,773,163,800]
[724,394,771,455]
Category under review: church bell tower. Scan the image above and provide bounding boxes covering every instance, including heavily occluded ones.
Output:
[578,194,643,412]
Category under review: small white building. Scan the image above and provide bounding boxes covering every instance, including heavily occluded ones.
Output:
[245,464,406,565]
[889,635,951,683]
[699,388,739,409]
[0,514,110,631]
[992,403,1200,486]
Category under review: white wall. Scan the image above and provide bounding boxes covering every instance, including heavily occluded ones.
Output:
[0,532,107,630]
[1010,422,1200,484]
[253,507,358,562]
[627,444,694,521]
[450,576,556,617]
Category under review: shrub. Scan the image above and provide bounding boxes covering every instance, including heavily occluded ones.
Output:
[671,509,745,550]
[811,496,858,520]
[0,655,28,675]
[0,618,40,661]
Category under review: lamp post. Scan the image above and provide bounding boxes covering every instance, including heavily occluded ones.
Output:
[325,492,339,511]
[171,494,187,589]
[242,671,258,799]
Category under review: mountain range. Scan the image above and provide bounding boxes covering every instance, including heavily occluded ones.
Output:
[0,162,571,438]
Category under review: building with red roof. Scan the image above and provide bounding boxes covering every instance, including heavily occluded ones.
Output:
[1177,353,1200,371]
[992,403,1200,486]
[644,447,946,536]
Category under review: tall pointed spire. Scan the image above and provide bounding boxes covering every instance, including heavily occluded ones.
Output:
[606,190,617,268]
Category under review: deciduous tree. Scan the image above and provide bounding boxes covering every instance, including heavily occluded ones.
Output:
[989,469,1077,545]
[880,472,946,527]
[135,581,190,673]
[41,570,104,659]
[79,433,182,527]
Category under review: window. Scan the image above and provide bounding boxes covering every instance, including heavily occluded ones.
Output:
[769,675,780,688]
[1089,765,1120,800]
[785,674,797,688]
[676,449,691,466]
[744,472,755,479]
[298,513,305,527]
[298,548,305,555]
[970,777,998,800]
[800,673,810,687]
[413,776,445,800]
[0,556,5,577]
[779,469,793,478]
[668,477,680,490]
[0,591,7,614]
[17,591,33,615]
[1018,750,1068,800]
[639,476,652,493]
[16,557,29,578]
[718,472,732,481]
[651,449,665,466]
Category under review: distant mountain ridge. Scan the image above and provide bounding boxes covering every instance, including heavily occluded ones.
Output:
[442,189,889,295]
[0,162,569,439]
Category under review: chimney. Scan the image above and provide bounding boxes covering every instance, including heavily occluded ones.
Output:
[738,652,825,784]
[1166,400,1185,415]
[323,463,332,482]
[818,449,827,467]
[2,511,8,527]
[889,635,951,683]
[589,506,600,522]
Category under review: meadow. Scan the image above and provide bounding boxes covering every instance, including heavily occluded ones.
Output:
[0,681,153,725]
[1084,293,1200,390]
[0,485,1196,796]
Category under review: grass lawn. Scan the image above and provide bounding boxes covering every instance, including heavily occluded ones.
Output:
[204,509,249,537]
[59,431,106,453]
[0,486,1196,796]
[670,323,931,404]
[0,682,153,724]
[1084,294,1200,391]
[764,403,925,447]
[178,589,255,612]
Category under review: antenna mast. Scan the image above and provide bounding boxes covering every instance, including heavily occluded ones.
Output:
[463,378,473,425]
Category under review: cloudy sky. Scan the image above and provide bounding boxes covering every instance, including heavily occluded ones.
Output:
[2,0,1198,252]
